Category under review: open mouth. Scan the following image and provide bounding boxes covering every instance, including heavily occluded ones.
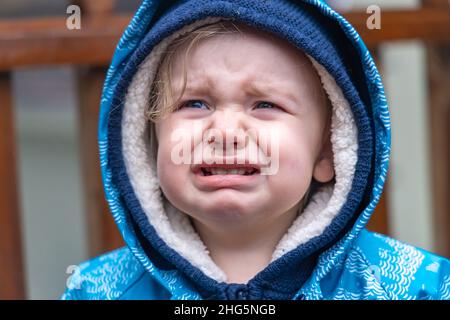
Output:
[200,167,259,176]
[194,164,261,176]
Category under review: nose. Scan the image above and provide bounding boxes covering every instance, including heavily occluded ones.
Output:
[206,108,248,154]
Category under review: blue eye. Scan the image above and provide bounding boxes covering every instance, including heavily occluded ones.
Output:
[181,100,209,110]
[254,101,278,109]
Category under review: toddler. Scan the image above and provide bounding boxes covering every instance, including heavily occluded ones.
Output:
[63,0,449,300]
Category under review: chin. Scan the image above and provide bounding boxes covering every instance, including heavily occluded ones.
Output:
[197,196,262,221]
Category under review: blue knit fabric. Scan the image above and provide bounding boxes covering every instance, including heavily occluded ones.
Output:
[107,0,373,300]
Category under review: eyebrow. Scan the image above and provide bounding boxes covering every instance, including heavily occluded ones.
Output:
[178,78,301,105]
[178,83,211,97]
[245,81,300,104]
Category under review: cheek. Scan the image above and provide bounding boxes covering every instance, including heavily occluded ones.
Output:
[157,147,195,214]
[264,149,312,214]
[272,123,316,173]
[155,122,190,197]
[266,125,316,198]
[278,142,313,186]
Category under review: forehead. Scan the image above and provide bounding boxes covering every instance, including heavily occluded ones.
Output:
[170,23,322,97]
[181,27,309,72]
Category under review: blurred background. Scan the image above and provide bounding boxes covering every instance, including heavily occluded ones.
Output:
[0,0,449,299]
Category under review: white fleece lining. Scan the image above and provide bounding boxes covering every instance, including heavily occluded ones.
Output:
[121,18,358,283]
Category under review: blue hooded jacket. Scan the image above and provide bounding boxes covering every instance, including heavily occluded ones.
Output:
[62,0,450,300]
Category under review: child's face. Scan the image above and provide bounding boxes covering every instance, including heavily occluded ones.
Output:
[154,26,334,231]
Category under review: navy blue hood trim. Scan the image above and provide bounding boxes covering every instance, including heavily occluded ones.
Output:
[107,0,374,299]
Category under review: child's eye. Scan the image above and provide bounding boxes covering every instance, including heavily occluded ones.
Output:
[180,100,210,110]
[254,101,279,110]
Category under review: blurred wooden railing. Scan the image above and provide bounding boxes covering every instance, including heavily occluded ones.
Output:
[1,9,450,70]
[0,3,449,299]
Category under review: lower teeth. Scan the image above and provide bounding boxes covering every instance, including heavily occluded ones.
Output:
[201,169,256,176]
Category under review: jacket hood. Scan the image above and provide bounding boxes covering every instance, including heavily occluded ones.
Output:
[99,0,390,299]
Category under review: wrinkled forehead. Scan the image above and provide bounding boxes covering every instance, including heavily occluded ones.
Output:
[168,21,325,102]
